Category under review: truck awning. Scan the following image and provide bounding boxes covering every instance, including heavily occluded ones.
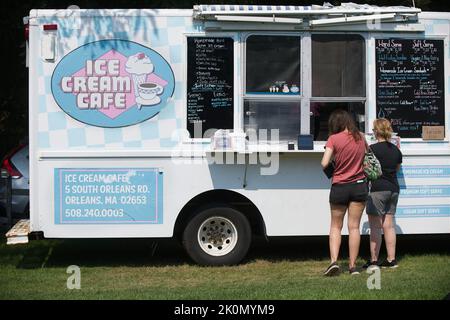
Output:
[193,3,421,27]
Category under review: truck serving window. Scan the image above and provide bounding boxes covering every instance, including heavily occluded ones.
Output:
[310,34,366,141]
[244,35,301,142]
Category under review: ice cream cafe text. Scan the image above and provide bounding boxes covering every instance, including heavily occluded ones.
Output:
[61,59,132,109]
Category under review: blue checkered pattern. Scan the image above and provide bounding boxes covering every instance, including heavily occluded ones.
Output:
[36,14,193,149]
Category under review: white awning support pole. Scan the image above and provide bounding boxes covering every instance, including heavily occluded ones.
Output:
[309,13,397,26]
[214,15,303,24]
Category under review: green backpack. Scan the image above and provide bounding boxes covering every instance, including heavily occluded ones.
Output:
[363,147,382,181]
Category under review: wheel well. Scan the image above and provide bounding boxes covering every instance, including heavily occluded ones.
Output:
[174,189,266,240]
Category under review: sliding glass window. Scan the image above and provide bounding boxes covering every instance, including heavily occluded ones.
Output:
[310,34,366,141]
[244,34,301,142]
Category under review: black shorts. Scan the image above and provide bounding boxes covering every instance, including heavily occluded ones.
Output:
[329,180,368,205]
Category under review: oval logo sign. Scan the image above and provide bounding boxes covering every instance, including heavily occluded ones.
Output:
[51,40,175,128]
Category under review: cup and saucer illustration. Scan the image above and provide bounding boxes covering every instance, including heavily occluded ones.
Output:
[136,82,164,106]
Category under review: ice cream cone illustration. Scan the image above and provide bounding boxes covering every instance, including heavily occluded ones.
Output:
[126,53,154,108]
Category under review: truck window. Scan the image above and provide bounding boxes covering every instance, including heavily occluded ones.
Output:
[244,35,301,142]
[311,34,366,141]
[244,100,300,142]
[310,102,365,141]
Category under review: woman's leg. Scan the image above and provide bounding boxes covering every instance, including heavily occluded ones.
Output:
[347,201,365,268]
[329,204,347,263]
[382,214,397,262]
[368,215,383,262]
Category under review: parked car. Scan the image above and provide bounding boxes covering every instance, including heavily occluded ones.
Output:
[0,143,29,219]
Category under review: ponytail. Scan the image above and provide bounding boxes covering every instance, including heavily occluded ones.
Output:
[373,118,393,141]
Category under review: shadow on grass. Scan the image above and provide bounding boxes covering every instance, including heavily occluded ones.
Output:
[3,233,449,269]
[14,238,189,269]
[249,234,450,263]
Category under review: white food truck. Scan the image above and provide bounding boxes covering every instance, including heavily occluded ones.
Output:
[8,3,450,265]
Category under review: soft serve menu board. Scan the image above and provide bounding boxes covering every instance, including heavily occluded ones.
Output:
[375,39,445,138]
[187,37,234,138]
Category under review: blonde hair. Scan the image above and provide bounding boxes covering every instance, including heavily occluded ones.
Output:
[373,118,393,141]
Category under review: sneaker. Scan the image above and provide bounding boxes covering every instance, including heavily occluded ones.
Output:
[380,259,398,268]
[349,267,360,275]
[324,262,340,276]
[362,260,380,271]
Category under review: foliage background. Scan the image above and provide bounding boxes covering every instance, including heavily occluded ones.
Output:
[0,0,448,156]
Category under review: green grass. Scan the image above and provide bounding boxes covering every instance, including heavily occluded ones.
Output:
[0,233,449,300]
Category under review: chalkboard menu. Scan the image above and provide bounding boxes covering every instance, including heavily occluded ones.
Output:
[375,39,445,138]
[187,37,234,138]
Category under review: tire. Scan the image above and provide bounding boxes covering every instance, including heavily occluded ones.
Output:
[182,205,251,266]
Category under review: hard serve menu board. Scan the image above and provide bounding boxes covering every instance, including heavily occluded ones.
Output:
[375,39,444,138]
[187,37,234,138]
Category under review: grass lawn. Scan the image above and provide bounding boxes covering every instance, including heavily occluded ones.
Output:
[0,230,449,300]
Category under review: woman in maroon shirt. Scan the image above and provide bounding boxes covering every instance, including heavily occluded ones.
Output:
[321,110,368,276]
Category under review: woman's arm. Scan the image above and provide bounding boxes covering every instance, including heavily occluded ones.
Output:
[321,147,334,169]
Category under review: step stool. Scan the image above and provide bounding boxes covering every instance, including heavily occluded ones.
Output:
[5,219,30,245]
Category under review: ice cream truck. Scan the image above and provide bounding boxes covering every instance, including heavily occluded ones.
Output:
[7,3,449,265]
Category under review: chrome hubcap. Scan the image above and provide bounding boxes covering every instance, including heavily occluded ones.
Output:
[197,216,238,256]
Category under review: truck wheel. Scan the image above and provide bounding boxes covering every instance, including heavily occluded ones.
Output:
[182,206,251,266]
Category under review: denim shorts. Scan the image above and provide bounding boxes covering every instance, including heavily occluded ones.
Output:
[329,180,368,205]
[366,191,399,216]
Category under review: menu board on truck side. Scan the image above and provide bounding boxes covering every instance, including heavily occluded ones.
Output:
[186,37,234,138]
[375,39,445,138]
